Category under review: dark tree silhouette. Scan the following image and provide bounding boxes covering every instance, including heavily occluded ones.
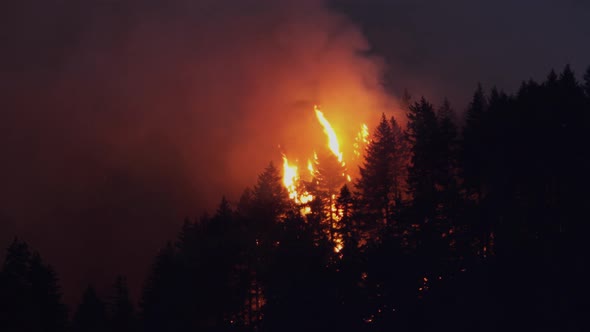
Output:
[584,66,590,98]
[0,238,32,331]
[434,99,461,227]
[0,239,67,332]
[252,162,291,242]
[109,276,135,332]
[406,97,439,223]
[73,286,108,332]
[29,253,68,332]
[356,114,397,233]
[461,83,488,200]
[140,243,184,332]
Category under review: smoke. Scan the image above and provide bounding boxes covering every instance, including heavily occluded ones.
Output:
[0,0,395,303]
[334,0,590,106]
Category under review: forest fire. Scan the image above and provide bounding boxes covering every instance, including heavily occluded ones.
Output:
[281,105,369,252]
[314,105,344,163]
[281,155,313,205]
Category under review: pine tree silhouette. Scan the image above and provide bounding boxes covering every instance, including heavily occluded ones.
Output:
[73,285,108,332]
[0,239,67,332]
[461,83,488,201]
[406,97,439,224]
[356,114,396,233]
[110,276,135,332]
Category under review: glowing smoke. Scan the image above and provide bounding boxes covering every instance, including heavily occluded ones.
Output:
[0,0,397,302]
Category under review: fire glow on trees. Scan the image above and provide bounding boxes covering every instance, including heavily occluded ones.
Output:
[281,105,369,253]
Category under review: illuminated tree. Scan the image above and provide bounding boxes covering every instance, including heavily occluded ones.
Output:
[311,151,347,240]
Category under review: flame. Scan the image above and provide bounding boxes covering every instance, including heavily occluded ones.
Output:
[307,159,315,177]
[314,105,343,163]
[353,123,370,157]
[280,105,368,253]
[331,194,345,253]
[282,155,299,201]
[282,154,313,207]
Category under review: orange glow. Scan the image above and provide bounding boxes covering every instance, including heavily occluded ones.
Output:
[279,105,369,253]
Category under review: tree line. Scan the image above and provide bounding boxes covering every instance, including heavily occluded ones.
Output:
[2,65,589,331]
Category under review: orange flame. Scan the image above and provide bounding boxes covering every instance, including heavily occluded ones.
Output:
[314,105,343,163]
[282,154,313,206]
[353,123,370,157]
[282,155,299,201]
[280,105,368,253]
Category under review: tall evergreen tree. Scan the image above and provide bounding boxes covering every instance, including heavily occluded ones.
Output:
[356,114,396,231]
[310,151,347,242]
[110,276,135,332]
[584,66,590,98]
[435,99,461,225]
[336,184,357,247]
[406,97,439,223]
[261,206,339,332]
[461,83,488,200]
[29,253,68,332]
[0,239,67,332]
[389,115,410,210]
[252,162,290,233]
[140,243,184,332]
[73,286,108,332]
[0,238,32,331]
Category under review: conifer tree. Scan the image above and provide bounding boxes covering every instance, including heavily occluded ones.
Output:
[140,243,183,332]
[252,162,290,230]
[0,239,32,331]
[0,239,67,332]
[584,66,590,98]
[435,99,460,223]
[73,286,108,332]
[406,97,439,223]
[337,184,356,245]
[389,115,410,211]
[29,253,68,332]
[110,275,135,332]
[461,83,488,200]
[356,114,395,230]
[311,151,347,241]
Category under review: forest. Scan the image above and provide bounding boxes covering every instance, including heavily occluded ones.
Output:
[1,65,589,331]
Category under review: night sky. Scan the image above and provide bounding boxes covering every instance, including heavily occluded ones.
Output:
[1,0,589,304]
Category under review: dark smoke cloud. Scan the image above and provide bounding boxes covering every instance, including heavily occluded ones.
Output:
[0,0,394,304]
[334,0,590,107]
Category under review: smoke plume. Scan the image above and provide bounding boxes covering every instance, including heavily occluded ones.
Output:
[0,0,395,303]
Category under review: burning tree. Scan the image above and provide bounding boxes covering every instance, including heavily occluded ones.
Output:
[280,105,368,253]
